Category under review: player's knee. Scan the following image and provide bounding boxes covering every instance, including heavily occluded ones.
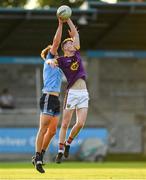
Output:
[49,130,56,137]
[39,127,47,135]
[62,123,68,129]
[77,121,84,129]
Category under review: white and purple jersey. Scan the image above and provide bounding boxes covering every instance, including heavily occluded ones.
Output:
[57,51,86,89]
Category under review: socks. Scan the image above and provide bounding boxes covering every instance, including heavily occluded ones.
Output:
[36,152,41,156]
[66,137,73,145]
[35,152,42,161]
[58,143,64,153]
[41,149,46,157]
[58,137,73,153]
[35,150,45,162]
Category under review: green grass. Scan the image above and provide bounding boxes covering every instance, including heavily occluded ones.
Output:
[0,162,146,179]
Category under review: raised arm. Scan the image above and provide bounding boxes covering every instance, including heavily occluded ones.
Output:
[41,18,63,61]
[67,18,80,50]
[50,18,63,55]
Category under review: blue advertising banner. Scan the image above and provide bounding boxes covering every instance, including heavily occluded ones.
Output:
[0,128,108,154]
[51,128,108,154]
[0,56,42,64]
[0,128,37,153]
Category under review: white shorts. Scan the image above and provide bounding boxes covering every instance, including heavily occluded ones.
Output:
[64,89,89,109]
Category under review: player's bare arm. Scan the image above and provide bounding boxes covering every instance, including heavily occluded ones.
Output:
[50,18,63,55]
[41,18,63,61]
[67,18,80,49]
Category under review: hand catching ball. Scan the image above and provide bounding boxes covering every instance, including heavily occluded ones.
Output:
[57,5,72,21]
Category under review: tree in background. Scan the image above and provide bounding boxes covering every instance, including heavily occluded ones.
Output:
[37,0,85,8]
[0,0,27,7]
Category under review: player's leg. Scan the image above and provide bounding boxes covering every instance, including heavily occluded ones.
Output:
[36,114,51,152]
[32,114,53,165]
[40,93,60,159]
[41,116,59,152]
[34,116,59,166]
[64,89,89,158]
[41,94,60,163]
[55,109,74,163]
[34,114,51,173]
[64,108,88,158]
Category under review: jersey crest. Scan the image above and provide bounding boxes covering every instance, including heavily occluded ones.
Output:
[70,61,79,71]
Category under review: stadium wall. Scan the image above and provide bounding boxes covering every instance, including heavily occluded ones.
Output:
[0,53,146,160]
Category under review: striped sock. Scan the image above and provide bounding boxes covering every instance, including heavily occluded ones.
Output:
[58,143,64,153]
[66,137,73,145]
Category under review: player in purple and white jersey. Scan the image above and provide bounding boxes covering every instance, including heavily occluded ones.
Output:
[55,18,89,163]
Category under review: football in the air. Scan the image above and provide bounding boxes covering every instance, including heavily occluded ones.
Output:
[57,5,72,21]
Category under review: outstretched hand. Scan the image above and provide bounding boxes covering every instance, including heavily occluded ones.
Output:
[58,17,66,24]
[46,59,58,68]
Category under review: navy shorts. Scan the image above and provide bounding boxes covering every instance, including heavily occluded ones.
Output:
[40,94,60,116]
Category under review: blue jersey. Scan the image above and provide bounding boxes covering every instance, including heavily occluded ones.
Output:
[42,52,62,93]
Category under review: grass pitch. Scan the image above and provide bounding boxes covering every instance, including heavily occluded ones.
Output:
[0,162,146,180]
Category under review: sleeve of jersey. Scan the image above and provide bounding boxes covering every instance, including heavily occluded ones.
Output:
[56,58,62,68]
[46,52,55,60]
[75,50,80,57]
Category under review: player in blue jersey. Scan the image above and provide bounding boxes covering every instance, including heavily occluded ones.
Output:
[32,18,63,173]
